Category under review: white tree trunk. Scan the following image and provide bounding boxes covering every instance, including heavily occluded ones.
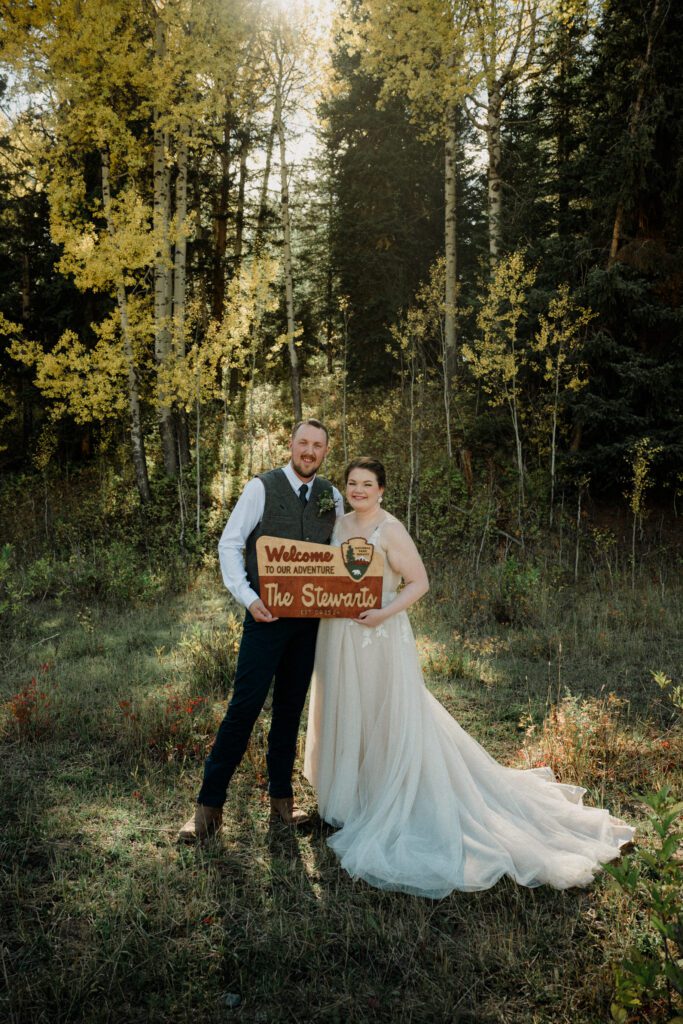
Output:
[173,133,191,466]
[101,150,151,504]
[234,131,249,272]
[486,81,503,264]
[507,379,525,544]
[444,105,458,458]
[341,302,349,464]
[173,135,188,357]
[275,78,302,422]
[153,13,177,476]
[549,359,560,526]
[444,105,458,372]
[407,341,416,534]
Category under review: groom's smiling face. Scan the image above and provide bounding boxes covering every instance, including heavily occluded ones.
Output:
[289,424,329,481]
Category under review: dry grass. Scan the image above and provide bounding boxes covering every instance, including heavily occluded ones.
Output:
[1,556,681,1024]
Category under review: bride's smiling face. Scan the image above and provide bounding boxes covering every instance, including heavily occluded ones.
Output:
[346,469,384,512]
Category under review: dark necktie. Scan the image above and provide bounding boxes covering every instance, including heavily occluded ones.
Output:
[298,483,308,506]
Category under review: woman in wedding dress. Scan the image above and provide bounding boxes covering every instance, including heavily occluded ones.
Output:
[304,457,633,899]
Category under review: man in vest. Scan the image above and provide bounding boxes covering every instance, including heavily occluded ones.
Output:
[179,419,343,842]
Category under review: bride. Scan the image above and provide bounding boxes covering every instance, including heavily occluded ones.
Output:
[304,457,633,898]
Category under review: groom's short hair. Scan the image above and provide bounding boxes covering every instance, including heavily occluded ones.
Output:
[291,418,329,442]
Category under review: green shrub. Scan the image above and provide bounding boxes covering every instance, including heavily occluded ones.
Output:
[606,786,683,1023]
[469,554,542,626]
[0,542,20,613]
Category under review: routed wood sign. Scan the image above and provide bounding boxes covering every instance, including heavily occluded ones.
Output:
[256,536,384,618]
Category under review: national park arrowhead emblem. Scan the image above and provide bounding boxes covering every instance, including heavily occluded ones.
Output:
[341,538,374,581]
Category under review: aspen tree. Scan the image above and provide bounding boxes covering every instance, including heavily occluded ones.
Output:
[462,250,536,539]
[256,4,328,422]
[353,0,560,271]
[626,437,662,591]
[3,0,256,497]
[100,147,152,504]
[3,0,156,500]
[143,0,252,474]
[391,298,431,535]
[465,0,544,262]
[0,315,24,456]
[148,1,178,476]
[274,64,302,421]
[533,283,593,525]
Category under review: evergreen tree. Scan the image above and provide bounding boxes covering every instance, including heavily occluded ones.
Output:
[574,0,683,492]
[322,38,444,384]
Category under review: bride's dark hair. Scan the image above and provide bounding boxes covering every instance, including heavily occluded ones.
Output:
[344,457,386,489]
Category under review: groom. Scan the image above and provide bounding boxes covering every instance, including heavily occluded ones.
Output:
[179,419,343,842]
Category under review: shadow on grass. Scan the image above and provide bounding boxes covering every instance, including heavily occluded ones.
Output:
[1,585,678,1024]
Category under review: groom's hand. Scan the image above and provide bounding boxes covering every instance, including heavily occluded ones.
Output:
[249,599,279,623]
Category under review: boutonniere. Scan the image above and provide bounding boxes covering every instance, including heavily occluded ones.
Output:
[316,489,337,516]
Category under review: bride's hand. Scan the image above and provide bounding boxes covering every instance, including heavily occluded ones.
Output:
[353,608,387,628]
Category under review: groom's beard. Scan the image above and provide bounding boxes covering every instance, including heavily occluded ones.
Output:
[291,458,320,480]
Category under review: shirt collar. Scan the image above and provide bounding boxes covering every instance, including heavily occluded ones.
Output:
[283,461,316,496]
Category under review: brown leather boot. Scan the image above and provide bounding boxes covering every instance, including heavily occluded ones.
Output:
[177,804,223,844]
[269,797,309,827]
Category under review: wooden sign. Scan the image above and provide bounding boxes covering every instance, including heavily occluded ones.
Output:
[256,535,384,618]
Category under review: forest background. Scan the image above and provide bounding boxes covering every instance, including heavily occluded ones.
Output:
[0,1,682,1023]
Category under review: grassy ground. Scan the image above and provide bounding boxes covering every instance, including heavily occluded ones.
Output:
[1,556,682,1024]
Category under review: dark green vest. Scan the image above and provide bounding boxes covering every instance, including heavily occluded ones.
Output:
[245,469,337,595]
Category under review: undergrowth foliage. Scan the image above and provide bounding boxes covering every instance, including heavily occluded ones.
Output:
[179,616,242,698]
[518,692,682,792]
[606,787,683,1024]
[2,663,54,739]
[0,395,681,1023]
[117,687,217,763]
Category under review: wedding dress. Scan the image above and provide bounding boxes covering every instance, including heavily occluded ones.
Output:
[304,516,633,899]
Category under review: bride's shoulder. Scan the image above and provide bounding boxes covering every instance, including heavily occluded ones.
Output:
[378,513,410,543]
[332,512,354,537]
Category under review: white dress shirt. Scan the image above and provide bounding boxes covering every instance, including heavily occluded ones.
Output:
[218,463,344,609]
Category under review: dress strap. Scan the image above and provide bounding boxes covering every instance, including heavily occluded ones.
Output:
[369,513,393,545]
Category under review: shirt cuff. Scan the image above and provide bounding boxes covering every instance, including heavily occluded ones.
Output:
[236,583,260,610]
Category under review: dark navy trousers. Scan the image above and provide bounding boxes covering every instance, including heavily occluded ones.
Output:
[197,611,320,806]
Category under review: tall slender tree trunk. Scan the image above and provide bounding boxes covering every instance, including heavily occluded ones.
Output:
[19,251,32,456]
[341,301,349,464]
[153,14,177,476]
[101,150,151,504]
[486,81,503,264]
[226,120,275,400]
[556,32,570,239]
[233,131,249,273]
[255,117,277,254]
[444,103,458,458]
[549,358,561,526]
[21,252,30,323]
[275,77,302,422]
[444,104,458,357]
[508,384,525,544]
[324,164,335,374]
[173,134,191,466]
[407,339,417,534]
[212,112,232,319]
